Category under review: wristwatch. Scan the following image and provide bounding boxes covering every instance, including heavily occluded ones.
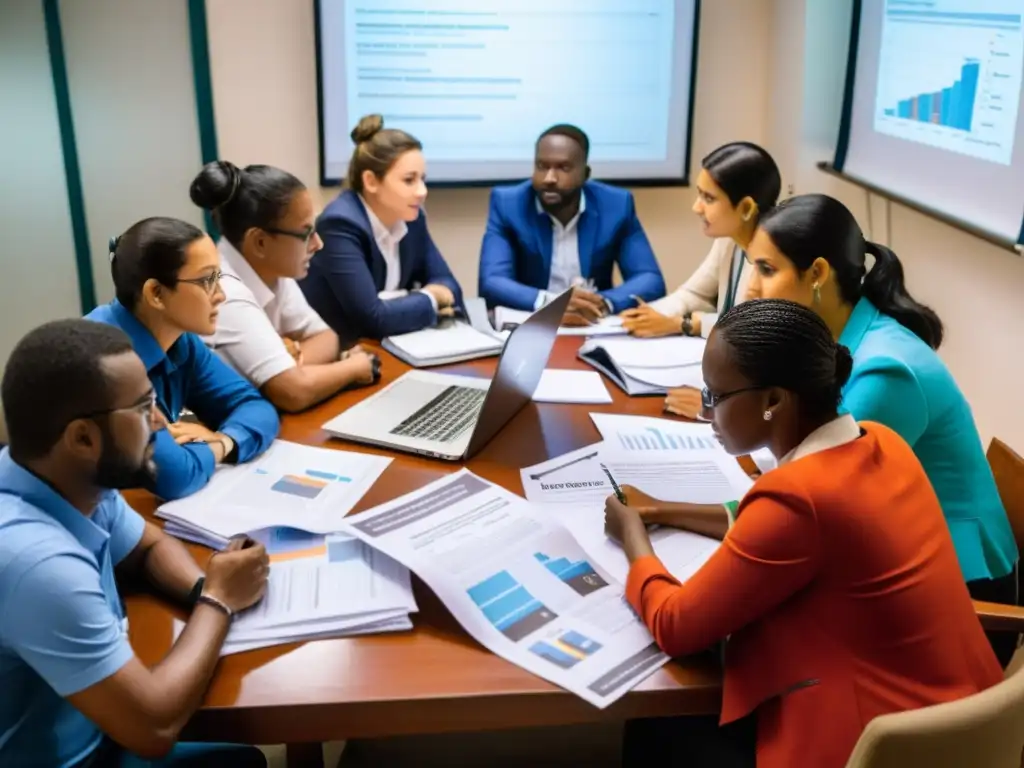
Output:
[680,313,694,336]
[187,576,205,609]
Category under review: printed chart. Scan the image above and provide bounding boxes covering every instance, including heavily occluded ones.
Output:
[467,570,558,641]
[529,630,603,670]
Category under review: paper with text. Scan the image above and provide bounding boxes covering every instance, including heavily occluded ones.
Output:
[341,471,668,708]
[156,441,391,538]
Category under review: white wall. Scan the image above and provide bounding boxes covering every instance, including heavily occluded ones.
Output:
[0,1,84,441]
[204,0,774,296]
[60,0,206,304]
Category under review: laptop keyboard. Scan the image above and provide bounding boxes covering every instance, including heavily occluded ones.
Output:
[389,386,487,443]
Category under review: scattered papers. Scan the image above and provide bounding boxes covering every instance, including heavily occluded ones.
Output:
[157,441,391,546]
[521,441,753,584]
[533,370,612,404]
[494,306,628,337]
[341,470,669,708]
[176,529,417,655]
[383,322,504,367]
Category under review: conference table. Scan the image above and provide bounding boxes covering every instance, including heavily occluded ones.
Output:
[124,335,727,767]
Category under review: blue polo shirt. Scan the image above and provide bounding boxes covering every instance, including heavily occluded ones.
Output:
[839,297,1017,582]
[0,449,145,767]
[86,300,280,500]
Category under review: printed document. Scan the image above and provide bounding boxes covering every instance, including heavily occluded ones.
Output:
[494,306,628,337]
[200,529,417,655]
[156,441,391,541]
[520,442,752,584]
[341,471,669,708]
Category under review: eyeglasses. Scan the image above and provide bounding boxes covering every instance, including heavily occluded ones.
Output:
[264,226,316,244]
[178,271,223,295]
[76,390,158,421]
[700,386,765,411]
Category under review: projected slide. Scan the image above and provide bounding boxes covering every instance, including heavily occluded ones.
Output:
[319,0,698,182]
[873,0,1024,165]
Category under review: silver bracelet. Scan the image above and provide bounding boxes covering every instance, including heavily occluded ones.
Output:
[196,592,233,618]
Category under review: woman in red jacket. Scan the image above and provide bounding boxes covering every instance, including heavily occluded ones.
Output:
[607,299,1000,768]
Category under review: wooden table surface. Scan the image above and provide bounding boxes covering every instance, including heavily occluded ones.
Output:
[124,336,724,748]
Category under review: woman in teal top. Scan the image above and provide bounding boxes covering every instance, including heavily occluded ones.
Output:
[743,193,1017,663]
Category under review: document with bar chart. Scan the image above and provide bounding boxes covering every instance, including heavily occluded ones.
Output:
[344,470,669,708]
[873,0,1024,164]
[156,440,392,540]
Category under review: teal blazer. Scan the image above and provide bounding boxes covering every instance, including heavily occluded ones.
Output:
[839,298,1017,582]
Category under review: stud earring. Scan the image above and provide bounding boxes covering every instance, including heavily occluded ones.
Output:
[812,282,822,305]
[763,410,773,421]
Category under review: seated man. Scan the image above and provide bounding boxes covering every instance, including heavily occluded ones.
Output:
[0,320,269,767]
[478,124,666,322]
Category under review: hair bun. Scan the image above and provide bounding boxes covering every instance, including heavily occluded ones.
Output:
[351,114,384,144]
[834,343,854,389]
[189,160,241,211]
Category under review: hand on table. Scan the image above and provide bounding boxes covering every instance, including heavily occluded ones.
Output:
[422,283,456,309]
[664,387,703,420]
[563,288,606,325]
[620,305,684,338]
[166,421,219,446]
[343,350,378,386]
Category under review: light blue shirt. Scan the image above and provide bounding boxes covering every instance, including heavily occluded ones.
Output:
[0,449,145,767]
[839,298,1017,582]
[86,300,280,500]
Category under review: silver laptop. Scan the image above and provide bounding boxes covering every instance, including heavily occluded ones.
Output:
[322,289,573,460]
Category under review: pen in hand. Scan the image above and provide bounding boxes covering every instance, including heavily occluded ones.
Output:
[600,463,627,504]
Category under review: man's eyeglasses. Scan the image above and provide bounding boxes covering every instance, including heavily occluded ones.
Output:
[264,226,316,245]
[178,271,223,295]
[76,390,158,421]
[700,386,766,411]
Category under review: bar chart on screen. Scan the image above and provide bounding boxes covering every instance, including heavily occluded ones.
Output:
[873,0,1024,164]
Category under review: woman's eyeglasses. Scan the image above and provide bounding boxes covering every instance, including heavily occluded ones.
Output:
[264,226,316,245]
[700,386,765,410]
[178,271,223,295]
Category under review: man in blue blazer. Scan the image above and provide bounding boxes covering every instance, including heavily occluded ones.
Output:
[478,125,665,320]
[300,188,463,343]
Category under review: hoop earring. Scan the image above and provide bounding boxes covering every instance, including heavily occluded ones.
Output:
[763,410,773,421]
[812,282,822,305]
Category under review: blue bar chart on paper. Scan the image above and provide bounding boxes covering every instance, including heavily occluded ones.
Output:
[616,425,719,453]
[534,551,608,596]
[874,0,1024,164]
[467,570,558,641]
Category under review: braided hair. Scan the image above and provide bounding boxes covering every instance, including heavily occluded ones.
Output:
[715,299,854,421]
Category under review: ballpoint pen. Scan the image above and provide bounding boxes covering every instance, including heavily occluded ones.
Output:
[600,463,627,504]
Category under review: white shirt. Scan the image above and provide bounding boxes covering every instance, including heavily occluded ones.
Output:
[358,196,438,311]
[204,239,331,387]
[359,194,408,293]
[778,413,861,466]
[534,193,587,310]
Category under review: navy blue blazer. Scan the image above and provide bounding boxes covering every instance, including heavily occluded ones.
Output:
[478,180,665,311]
[300,190,464,341]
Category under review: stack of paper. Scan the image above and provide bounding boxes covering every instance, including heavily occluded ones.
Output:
[383,322,505,367]
[341,470,669,709]
[578,336,707,395]
[218,529,416,654]
[157,440,392,548]
[494,306,627,337]
[175,528,417,655]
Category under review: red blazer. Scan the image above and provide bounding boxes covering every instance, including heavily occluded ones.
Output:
[626,422,1001,768]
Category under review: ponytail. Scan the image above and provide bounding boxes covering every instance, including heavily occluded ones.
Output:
[862,242,944,350]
